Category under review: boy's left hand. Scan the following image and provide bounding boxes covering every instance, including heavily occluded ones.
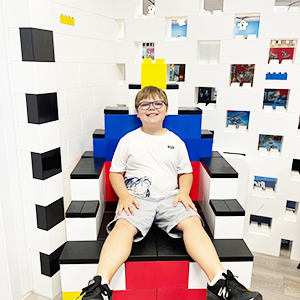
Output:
[173,191,197,212]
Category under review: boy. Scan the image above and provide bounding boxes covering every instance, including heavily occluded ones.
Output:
[79,86,262,300]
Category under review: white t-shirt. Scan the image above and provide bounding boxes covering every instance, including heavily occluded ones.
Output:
[110,128,193,198]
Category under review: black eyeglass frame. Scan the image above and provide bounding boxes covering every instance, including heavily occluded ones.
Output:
[138,100,167,110]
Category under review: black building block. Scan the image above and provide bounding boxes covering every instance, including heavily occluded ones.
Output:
[82,151,94,158]
[26,93,58,124]
[40,243,65,277]
[201,156,238,178]
[128,225,157,261]
[20,28,55,62]
[201,130,213,139]
[178,107,202,115]
[70,157,105,179]
[81,201,99,218]
[210,199,245,217]
[31,148,62,180]
[65,201,85,218]
[93,129,105,139]
[60,241,104,264]
[104,201,118,213]
[36,197,64,231]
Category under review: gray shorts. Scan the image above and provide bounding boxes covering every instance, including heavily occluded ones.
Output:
[106,193,202,242]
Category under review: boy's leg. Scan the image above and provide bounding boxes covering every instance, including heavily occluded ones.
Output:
[176,216,224,281]
[97,218,138,283]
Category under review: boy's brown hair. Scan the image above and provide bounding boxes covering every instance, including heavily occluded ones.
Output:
[135,86,168,111]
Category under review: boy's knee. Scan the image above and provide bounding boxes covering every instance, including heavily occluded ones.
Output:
[177,216,202,231]
[114,218,138,235]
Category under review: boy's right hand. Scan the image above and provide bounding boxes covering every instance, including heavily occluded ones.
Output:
[116,194,140,216]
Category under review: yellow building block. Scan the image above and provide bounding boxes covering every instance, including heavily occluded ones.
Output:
[62,291,82,300]
[141,58,167,89]
[60,15,75,26]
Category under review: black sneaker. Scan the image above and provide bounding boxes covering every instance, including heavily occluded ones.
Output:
[207,270,262,300]
[79,276,113,300]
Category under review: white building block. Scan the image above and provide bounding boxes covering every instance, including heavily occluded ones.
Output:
[59,113,82,141]
[56,63,80,90]
[23,174,64,206]
[6,0,30,27]
[188,15,235,41]
[259,11,300,39]
[125,18,166,41]
[201,108,227,132]
[189,261,253,289]
[114,0,140,19]
[61,35,92,63]
[155,0,202,17]
[105,64,121,85]
[29,0,53,30]
[286,89,300,113]
[32,270,61,299]
[244,229,281,257]
[65,88,94,114]
[68,134,93,163]
[79,63,106,87]
[28,220,66,255]
[51,3,77,36]
[248,110,298,136]
[213,131,258,155]
[247,154,292,179]
[104,17,117,41]
[217,87,264,111]
[155,41,198,64]
[12,62,57,93]
[26,202,37,228]
[246,195,286,220]
[253,64,300,89]
[291,240,300,261]
[71,179,100,200]
[125,63,142,84]
[18,121,60,153]
[276,178,300,202]
[93,40,115,64]
[20,150,33,178]
[115,41,136,63]
[282,136,300,159]
[91,0,115,18]
[219,39,270,64]
[30,249,41,274]
[210,178,238,199]
[271,219,300,242]
[179,86,196,107]
[60,263,126,292]
[186,64,231,87]
[66,203,104,241]
[8,28,22,62]
[223,0,275,14]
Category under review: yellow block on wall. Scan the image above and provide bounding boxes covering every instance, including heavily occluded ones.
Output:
[62,292,82,300]
[60,14,75,26]
[141,58,167,90]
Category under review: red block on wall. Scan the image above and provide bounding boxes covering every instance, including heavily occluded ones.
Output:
[191,161,200,183]
[126,261,189,290]
[113,289,157,300]
[157,288,207,300]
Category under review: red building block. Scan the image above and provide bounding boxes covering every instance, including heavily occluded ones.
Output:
[157,288,207,300]
[126,261,189,290]
[113,289,157,300]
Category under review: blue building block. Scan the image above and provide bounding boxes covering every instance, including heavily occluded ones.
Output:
[104,114,202,139]
[182,138,212,161]
[266,72,287,80]
[93,138,119,160]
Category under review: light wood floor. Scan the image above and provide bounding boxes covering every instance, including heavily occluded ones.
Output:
[23,251,300,300]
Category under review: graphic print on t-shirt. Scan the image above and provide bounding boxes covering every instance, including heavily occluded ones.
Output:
[124,176,152,197]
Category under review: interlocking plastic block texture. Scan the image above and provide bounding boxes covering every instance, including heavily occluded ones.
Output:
[36,197,65,230]
[201,156,238,178]
[40,243,65,277]
[19,28,55,62]
[70,157,105,179]
[210,199,245,216]
[141,58,167,90]
[26,93,58,124]
[157,288,206,300]
[183,138,212,161]
[113,289,157,300]
[31,148,62,180]
[265,72,287,80]
[93,138,119,160]
[125,261,189,289]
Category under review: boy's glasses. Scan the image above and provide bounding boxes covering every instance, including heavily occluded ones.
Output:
[138,100,166,110]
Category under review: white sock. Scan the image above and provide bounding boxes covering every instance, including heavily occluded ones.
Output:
[208,270,225,286]
[101,277,109,285]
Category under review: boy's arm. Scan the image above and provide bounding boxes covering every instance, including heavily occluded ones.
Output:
[109,172,140,216]
[173,173,197,212]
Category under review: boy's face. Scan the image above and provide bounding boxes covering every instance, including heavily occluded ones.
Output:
[137,96,168,126]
